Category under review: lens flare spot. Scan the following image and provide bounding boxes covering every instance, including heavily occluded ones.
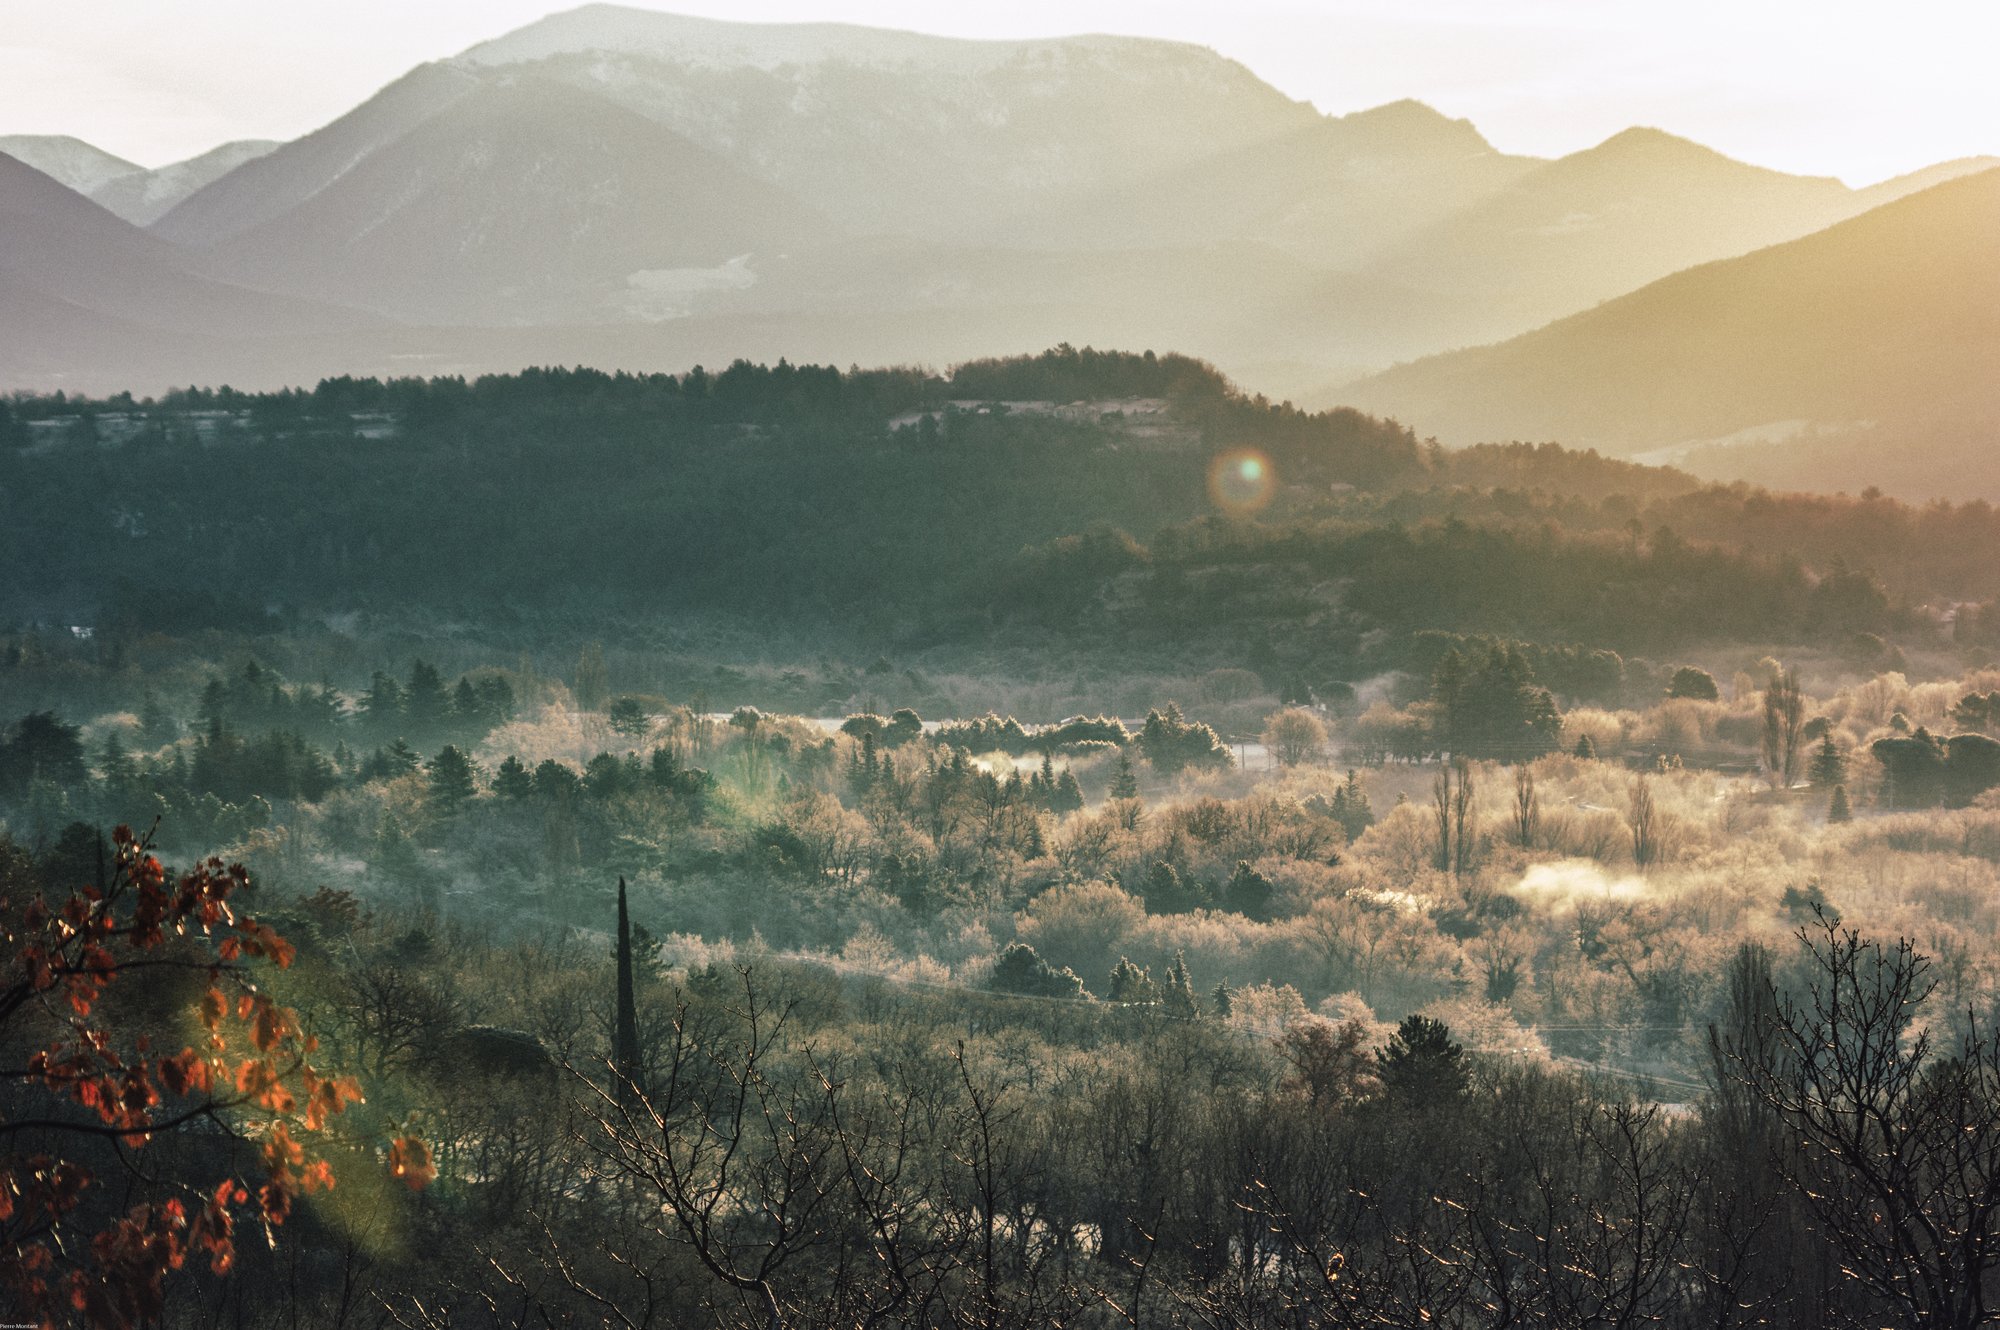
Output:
[1208,448,1276,516]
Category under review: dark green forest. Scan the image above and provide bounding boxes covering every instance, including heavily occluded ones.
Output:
[10,348,1997,678]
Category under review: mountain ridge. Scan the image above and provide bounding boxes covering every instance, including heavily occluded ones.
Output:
[89,140,282,226]
[0,150,386,388]
[457,2,1230,71]
[1339,167,2000,475]
[0,134,141,195]
[201,75,838,325]
[4,6,1993,428]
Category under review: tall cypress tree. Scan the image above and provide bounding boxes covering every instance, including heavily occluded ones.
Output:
[614,877,641,1109]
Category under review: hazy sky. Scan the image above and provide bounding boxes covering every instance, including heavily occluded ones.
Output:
[2,0,1993,183]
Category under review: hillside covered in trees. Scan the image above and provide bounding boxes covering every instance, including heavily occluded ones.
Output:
[8,348,1999,698]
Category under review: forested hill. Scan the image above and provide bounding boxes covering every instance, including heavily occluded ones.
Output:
[0,349,1420,628]
[7,347,1999,676]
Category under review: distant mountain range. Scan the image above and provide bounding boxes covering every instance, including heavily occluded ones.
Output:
[1343,166,2000,494]
[1,1,1993,496]
[0,152,382,387]
[0,133,279,225]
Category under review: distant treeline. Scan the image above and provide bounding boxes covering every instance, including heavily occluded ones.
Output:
[1349,453,2000,604]
[993,513,1909,672]
[0,349,1421,632]
[13,346,2000,675]
[1,344,1236,432]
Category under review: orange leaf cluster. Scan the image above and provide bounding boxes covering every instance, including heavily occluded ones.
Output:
[1,825,426,1330]
[387,1136,437,1192]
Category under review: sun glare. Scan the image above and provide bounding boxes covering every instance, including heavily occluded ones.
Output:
[1209,447,1276,516]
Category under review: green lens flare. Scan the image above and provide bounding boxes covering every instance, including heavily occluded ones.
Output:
[1208,448,1276,515]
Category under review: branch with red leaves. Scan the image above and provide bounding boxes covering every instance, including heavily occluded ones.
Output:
[1,825,433,1330]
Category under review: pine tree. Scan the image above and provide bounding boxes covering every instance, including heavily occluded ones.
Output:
[608,697,652,738]
[137,689,177,744]
[1808,735,1847,788]
[493,754,533,799]
[1334,769,1374,840]
[1222,860,1275,921]
[847,732,879,799]
[98,731,138,792]
[1164,951,1200,1020]
[361,671,404,737]
[1828,783,1853,824]
[534,758,581,800]
[1052,769,1085,813]
[1107,957,1158,1005]
[614,877,641,1108]
[198,678,229,735]
[451,677,481,728]
[988,942,1085,999]
[1140,860,1205,914]
[1666,666,1721,701]
[373,817,427,893]
[1377,1015,1468,1101]
[404,661,452,735]
[427,745,477,810]
[1110,749,1139,800]
[382,739,420,777]
[476,676,517,726]
[1210,981,1233,1019]
[1574,733,1597,760]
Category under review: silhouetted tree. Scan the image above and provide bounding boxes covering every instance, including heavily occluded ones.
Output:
[1164,952,1200,1019]
[1222,860,1275,921]
[607,697,651,738]
[1107,957,1157,1005]
[988,942,1085,999]
[1667,666,1721,701]
[1377,1015,1467,1102]
[1762,666,1805,789]
[492,754,534,799]
[1110,750,1139,800]
[1514,765,1540,848]
[427,744,477,810]
[614,877,641,1108]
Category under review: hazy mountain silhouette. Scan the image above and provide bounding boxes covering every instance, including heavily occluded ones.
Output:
[0,151,382,385]
[151,64,484,247]
[197,77,835,325]
[158,5,1314,256]
[453,4,1320,240]
[6,5,1994,419]
[1341,168,2000,468]
[1013,100,1541,266]
[0,135,141,195]
[87,140,281,225]
[0,134,283,224]
[1352,127,1964,353]
[1857,155,2000,205]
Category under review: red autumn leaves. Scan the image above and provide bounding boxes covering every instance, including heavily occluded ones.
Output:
[2,825,430,1329]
